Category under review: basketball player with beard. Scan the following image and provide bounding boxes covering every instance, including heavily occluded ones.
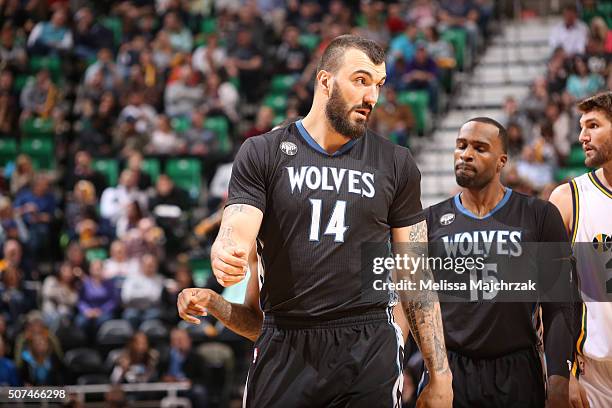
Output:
[550,92,612,408]
[423,118,580,407]
[177,35,453,407]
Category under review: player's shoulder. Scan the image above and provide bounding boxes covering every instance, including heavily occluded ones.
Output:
[243,124,294,149]
[366,129,418,167]
[424,196,455,219]
[510,189,561,217]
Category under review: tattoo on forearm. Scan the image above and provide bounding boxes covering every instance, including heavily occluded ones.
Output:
[397,220,450,375]
[219,226,236,247]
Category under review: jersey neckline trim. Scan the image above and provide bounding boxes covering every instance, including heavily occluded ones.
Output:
[453,188,513,220]
[295,120,359,157]
[588,171,612,199]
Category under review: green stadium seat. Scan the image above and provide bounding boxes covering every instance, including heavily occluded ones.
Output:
[20,136,54,169]
[397,90,429,135]
[270,75,297,94]
[200,17,217,34]
[441,28,467,70]
[86,247,108,262]
[555,167,590,182]
[141,158,160,183]
[166,158,202,199]
[92,158,119,186]
[171,116,191,133]
[263,94,288,115]
[29,56,62,80]
[21,117,54,138]
[190,258,212,287]
[299,34,320,51]
[204,116,232,154]
[0,138,17,167]
[567,144,586,167]
[100,17,123,47]
[14,74,31,93]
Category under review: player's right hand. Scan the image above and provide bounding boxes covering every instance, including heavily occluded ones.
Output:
[211,241,248,287]
[416,373,453,408]
[177,288,215,324]
[568,375,590,408]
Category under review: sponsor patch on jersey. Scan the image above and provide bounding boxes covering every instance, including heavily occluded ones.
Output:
[280,141,297,156]
[440,212,455,226]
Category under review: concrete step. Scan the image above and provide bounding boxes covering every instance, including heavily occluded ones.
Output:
[438,109,504,129]
[495,19,559,44]
[470,64,544,85]
[458,85,530,108]
[481,44,551,65]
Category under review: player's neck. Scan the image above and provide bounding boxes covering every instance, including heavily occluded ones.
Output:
[301,112,353,154]
[597,163,612,190]
[460,182,507,218]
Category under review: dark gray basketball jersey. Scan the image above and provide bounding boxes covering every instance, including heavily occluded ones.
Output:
[226,121,424,318]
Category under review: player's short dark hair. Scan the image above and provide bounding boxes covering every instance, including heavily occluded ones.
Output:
[317,35,385,75]
[577,92,612,124]
[465,117,509,153]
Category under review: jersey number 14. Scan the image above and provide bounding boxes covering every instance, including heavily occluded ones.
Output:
[309,199,348,242]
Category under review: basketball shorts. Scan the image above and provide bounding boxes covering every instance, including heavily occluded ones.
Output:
[243,308,404,408]
[418,347,545,408]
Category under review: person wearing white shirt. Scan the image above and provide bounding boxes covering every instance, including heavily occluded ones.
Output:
[549,5,588,56]
[100,170,148,226]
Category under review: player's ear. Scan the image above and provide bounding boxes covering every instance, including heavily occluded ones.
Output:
[497,154,507,172]
[317,69,332,96]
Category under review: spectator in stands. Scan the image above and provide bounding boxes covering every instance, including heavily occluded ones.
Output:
[0,336,21,386]
[149,174,191,215]
[110,331,159,384]
[73,7,113,61]
[423,26,455,66]
[0,264,33,327]
[245,106,275,140]
[184,110,217,155]
[403,41,440,113]
[0,197,28,249]
[9,155,34,196]
[499,96,532,142]
[437,0,481,54]
[549,5,588,56]
[121,53,163,110]
[542,101,571,160]
[116,201,145,239]
[19,69,60,121]
[227,28,264,103]
[522,77,549,125]
[76,259,118,340]
[27,8,73,56]
[192,33,227,76]
[165,65,204,118]
[148,114,184,155]
[0,90,17,138]
[545,47,569,96]
[121,254,163,329]
[19,334,64,386]
[123,218,165,260]
[161,11,193,53]
[118,90,157,135]
[388,23,418,65]
[354,1,390,45]
[586,16,610,55]
[202,71,240,123]
[103,240,140,282]
[566,56,605,100]
[84,48,123,92]
[161,328,209,406]
[506,123,525,160]
[66,151,108,196]
[125,152,152,191]
[13,175,56,256]
[276,25,311,75]
[41,263,79,331]
[100,169,148,226]
[369,87,414,147]
[409,0,439,29]
[151,31,174,72]
[517,123,557,191]
[0,23,27,73]
[117,36,147,79]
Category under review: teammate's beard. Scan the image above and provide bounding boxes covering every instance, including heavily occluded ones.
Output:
[325,85,370,140]
[585,137,612,168]
[455,164,495,189]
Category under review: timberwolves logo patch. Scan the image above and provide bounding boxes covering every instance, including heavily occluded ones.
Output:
[440,213,455,226]
[280,141,297,156]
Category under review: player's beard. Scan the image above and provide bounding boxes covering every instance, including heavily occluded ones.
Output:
[325,85,370,140]
[455,163,494,189]
[585,137,612,168]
